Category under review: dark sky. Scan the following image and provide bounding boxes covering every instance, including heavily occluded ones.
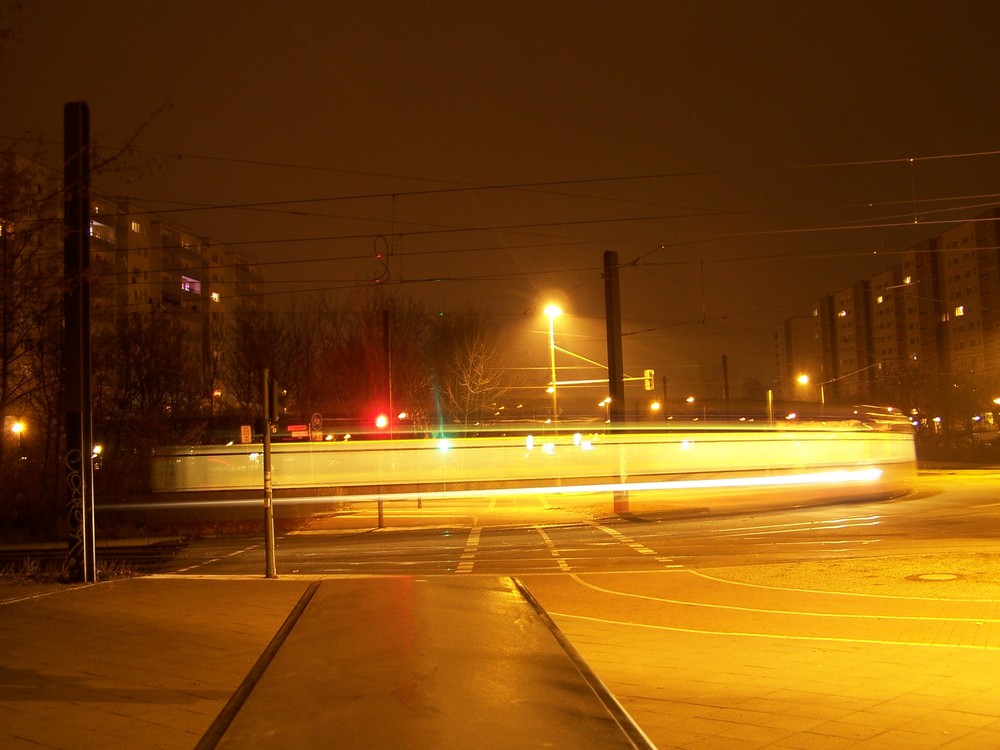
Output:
[4,0,1000,397]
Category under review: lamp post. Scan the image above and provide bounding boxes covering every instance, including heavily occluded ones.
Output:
[600,396,611,423]
[796,373,826,407]
[544,304,562,423]
[11,419,25,459]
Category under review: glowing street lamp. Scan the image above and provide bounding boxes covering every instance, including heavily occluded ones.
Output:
[11,419,25,458]
[544,304,562,422]
[796,373,825,405]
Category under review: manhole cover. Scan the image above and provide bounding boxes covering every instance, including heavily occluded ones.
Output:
[907,573,961,582]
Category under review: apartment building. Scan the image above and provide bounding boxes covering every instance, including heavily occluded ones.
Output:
[90,197,264,373]
[776,209,1000,404]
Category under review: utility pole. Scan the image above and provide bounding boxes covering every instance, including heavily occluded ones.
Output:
[604,251,626,421]
[603,250,628,513]
[63,102,96,583]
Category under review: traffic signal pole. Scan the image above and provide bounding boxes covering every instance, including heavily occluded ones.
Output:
[262,368,277,578]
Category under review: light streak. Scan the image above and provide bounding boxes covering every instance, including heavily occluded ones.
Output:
[102,467,883,511]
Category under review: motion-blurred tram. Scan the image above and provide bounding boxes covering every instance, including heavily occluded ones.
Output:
[150,410,916,512]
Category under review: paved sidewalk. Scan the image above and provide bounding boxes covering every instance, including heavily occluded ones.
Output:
[0,578,309,749]
[0,576,649,750]
[3,547,999,749]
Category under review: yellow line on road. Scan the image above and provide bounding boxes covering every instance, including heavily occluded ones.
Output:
[567,573,1000,623]
[551,610,1000,650]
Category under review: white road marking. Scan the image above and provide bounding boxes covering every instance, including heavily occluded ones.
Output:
[456,527,482,573]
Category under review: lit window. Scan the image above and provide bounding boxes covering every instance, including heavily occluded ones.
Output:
[955,305,965,317]
[130,220,141,233]
[181,275,201,294]
[210,291,221,302]
[903,276,912,285]
[876,295,884,304]
[838,310,848,317]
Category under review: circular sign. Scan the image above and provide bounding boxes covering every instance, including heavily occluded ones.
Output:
[310,412,324,432]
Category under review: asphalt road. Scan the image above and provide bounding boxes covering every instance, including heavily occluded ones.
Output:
[5,469,994,749]
[159,469,1000,578]
[149,469,1000,748]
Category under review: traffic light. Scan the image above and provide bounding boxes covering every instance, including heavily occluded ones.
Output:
[644,368,655,391]
[267,380,286,423]
[374,413,389,429]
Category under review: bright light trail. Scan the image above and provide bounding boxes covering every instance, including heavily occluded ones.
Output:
[102,467,884,511]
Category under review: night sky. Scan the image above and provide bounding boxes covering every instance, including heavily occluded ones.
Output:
[4,1,1000,397]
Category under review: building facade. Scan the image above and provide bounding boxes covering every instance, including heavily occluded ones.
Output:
[776,209,1000,409]
[90,196,264,383]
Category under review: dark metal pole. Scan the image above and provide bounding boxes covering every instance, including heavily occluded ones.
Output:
[379,310,390,527]
[603,251,628,513]
[63,102,96,583]
[604,251,626,420]
[262,368,277,578]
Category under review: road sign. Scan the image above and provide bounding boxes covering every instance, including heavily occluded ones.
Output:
[240,424,252,444]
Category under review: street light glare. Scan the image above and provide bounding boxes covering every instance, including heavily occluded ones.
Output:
[796,374,810,385]
[11,420,25,434]
[544,303,562,422]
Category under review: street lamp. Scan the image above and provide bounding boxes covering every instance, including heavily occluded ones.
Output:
[600,396,611,423]
[11,419,25,459]
[796,373,825,406]
[544,304,562,423]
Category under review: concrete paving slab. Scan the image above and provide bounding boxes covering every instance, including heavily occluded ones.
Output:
[210,577,648,749]
[0,578,310,749]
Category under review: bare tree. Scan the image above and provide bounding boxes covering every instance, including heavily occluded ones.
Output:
[0,149,65,530]
[430,308,519,428]
[92,309,205,499]
[221,300,289,417]
[311,290,436,429]
[439,328,512,426]
[282,292,342,419]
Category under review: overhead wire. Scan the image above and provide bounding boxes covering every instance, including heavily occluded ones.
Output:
[9,134,1000,328]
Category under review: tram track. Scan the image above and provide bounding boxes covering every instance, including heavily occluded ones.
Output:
[0,539,188,574]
